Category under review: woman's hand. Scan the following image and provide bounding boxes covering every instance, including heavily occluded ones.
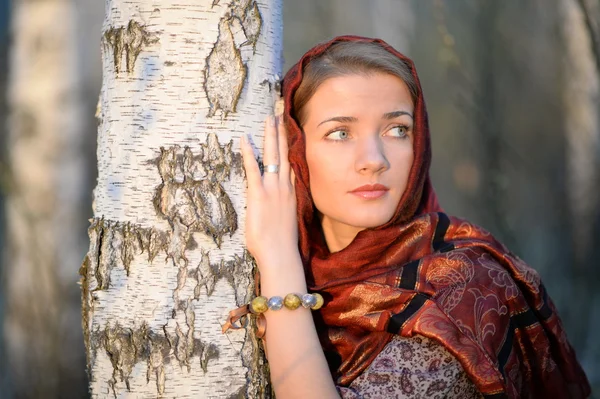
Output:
[239,117,339,398]
[240,115,299,271]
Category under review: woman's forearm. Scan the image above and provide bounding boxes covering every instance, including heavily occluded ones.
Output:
[238,116,336,397]
[258,247,340,399]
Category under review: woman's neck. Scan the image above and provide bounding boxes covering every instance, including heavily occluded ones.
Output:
[319,214,364,253]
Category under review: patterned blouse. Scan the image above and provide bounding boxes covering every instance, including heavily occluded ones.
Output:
[337,335,482,398]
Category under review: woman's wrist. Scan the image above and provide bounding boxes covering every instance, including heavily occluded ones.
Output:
[255,246,307,296]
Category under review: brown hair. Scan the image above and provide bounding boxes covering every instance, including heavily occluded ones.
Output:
[292,41,418,126]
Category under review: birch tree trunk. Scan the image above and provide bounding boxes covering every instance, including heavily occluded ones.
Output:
[3,0,88,397]
[81,0,282,397]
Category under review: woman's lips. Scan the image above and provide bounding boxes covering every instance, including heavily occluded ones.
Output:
[349,184,390,200]
[350,190,388,199]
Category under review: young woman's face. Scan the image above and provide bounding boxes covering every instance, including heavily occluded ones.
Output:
[302,72,415,234]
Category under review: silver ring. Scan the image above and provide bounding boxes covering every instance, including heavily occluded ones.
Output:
[264,164,280,174]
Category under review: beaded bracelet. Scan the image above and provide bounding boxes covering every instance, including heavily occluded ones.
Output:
[221,292,325,344]
[250,293,324,314]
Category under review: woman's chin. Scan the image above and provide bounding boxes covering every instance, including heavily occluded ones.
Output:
[339,214,395,230]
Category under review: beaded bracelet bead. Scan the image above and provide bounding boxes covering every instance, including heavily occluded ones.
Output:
[250,293,324,314]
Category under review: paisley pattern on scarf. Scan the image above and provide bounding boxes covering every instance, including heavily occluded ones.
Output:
[426,250,475,312]
[281,35,590,398]
[479,253,520,300]
[337,335,482,399]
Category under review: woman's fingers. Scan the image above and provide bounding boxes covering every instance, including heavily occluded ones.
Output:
[240,134,262,192]
[262,116,280,187]
[277,116,291,184]
[242,115,291,194]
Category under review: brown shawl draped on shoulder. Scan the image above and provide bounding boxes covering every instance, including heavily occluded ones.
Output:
[281,35,590,398]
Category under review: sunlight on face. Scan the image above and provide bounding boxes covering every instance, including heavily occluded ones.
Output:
[302,73,415,250]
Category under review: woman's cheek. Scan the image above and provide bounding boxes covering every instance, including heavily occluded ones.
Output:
[310,167,333,201]
[309,161,343,212]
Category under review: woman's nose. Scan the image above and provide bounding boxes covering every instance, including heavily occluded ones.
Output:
[354,135,390,174]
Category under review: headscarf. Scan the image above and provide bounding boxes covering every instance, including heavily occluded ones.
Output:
[282,35,590,398]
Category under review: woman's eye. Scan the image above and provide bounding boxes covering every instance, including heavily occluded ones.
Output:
[388,125,409,138]
[326,130,350,140]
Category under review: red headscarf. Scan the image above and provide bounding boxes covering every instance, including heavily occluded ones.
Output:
[282,36,590,398]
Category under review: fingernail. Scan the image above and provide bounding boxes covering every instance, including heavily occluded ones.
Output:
[242,133,250,144]
[269,116,276,126]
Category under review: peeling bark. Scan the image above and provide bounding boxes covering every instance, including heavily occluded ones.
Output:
[89,322,173,397]
[205,17,247,118]
[103,20,159,75]
[205,0,263,118]
[83,215,264,395]
[233,0,263,50]
[85,0,281,396]
[153,134,243,249]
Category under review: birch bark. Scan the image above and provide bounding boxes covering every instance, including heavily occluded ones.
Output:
[4,0,87,396]
[81,0,282,397]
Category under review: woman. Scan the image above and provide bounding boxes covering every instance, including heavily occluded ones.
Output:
[225,36,591,398]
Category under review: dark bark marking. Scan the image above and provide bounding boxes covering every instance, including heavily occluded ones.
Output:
[203,0,262,119]
[120,221,141,276]
[148,328,171,395]
[91,322,174,397]
[81,245,265,395]
[153,134,242,249]
[83,218,171,292]
[226,386,246,399]
[90,320,221,396]
[198,341,220,373]
[79,255,92,377]
[241,308,273,398]
[232,0,262,50]
[191,249,255,305]
[103,26,125,74]
[166,299,196,371]
[192,250,219,298]
[102,20,159,75]
[94,219,113,290]
[139,225,170,263]
[204,17,247,118]
[194,251,262,391]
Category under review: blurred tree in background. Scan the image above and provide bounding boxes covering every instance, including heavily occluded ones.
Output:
[0,0,598,397]
[0,0,10,394]
[1,0,94,396]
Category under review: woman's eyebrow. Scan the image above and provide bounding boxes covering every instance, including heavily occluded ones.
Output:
[383,110,413,119]
[317,116,358,127]
[317,111,412,127]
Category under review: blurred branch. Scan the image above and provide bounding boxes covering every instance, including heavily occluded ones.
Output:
[432,0,461,68]
[576,0,600,73]
[432,0,519,248]
[431,1,582,208]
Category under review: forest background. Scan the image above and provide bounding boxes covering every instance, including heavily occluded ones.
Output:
[0,0,599,397]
